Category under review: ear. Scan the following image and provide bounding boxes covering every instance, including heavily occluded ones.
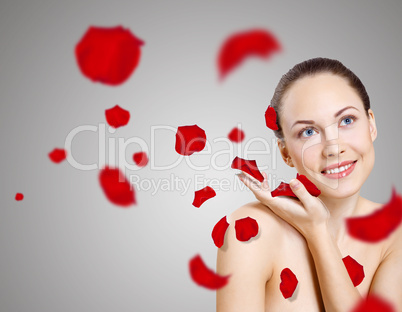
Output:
[277,139,294,167]
[367,109,377,142]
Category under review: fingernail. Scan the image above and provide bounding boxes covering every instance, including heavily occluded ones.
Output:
[290,179,300,189]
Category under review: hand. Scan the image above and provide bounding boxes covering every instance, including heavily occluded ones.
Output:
[237,171,330,239]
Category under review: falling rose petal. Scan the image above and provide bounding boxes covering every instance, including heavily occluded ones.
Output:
[218,29,281,80]
[99,166,135,206]
[231,156,264,182]
[228,127,245,143]
[75,26,144,86]
[265,105,279,130]
[48,148,67,163]
[351,294,395,312]
[192,186,216,208]
[280,268,298,299]
[342,255,365,287]
[105,105,130,128]
[175,124,207,156]
[272,175,321,198]
[346,188,402,242]
[189,254,230,290]
[296,174,321,196]
[211,216,229,248]
[133,151,148,167]
[235,217,259,242]
[15,193,24,201]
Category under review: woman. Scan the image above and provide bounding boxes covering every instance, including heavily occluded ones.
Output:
[216,58,402,311]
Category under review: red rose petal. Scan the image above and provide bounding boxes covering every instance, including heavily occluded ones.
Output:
[265,105,279,130]
[189,254,230,290]
[271,175,321,198]
[175,124,207,156]
[279,268,298,299]
[296,174,321,196]
[15,193,24,201]
[351,294,395,312]
[228,127,245,143]
[271,182,295,198]
[133,151,148,167]
[105,105,130,128]
[231,156,264,182]
[346,188,402,242]
[99,166,135,206]
[342,255,365,287]
[235,217,259,242]
[192,186,216,208]
[48,148,67,163]
[218,29,281,80]
[212,216,229,248]
[75,26,144,85]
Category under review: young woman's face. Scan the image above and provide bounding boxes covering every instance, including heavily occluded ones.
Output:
[279,73,377,198]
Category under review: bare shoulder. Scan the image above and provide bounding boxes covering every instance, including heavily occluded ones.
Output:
[216,201,291,312]
[217,201,291,279]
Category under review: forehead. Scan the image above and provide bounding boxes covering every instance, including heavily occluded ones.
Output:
[281,73,364,124]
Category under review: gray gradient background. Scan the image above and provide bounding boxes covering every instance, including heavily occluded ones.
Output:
[1,0,402,311]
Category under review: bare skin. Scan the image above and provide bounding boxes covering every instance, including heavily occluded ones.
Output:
[216,73,402,311]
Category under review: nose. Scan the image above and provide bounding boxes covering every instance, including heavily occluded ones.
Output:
[322,142,346,158]
[322,124,345,158]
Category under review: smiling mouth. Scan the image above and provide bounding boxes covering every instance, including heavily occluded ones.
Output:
[321,160,358,175]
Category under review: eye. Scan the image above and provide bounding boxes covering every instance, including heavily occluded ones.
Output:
[299,127,317,138]
[340,115,356,126]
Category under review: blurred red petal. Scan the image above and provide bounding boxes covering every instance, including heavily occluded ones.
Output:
[296,174,321,196]
[228,127,245,143]
[265,105,279,130]
[192,186,216,208]
[231,156,264,182]
[342,255,365,287]
[105,105,130,128]
[346,188,402,242]
[99,166,135,206]
[351,294,395,312]
[280,268,298,299]
[133,151,148,167]
[48,148,67,163]
[271,175,321,198]
[175,124,207,156]
[75,26,144,85]
[218,29,281,80]
[15,193,24,201]
[189,254,230,290]
[235,217,259,241]
[212,216,229,248]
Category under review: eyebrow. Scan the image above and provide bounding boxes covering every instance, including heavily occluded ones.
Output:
[291,106,359,129]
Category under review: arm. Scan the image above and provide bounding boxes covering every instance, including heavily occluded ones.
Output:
[368,231,402,311]
[216,204,278,312]
[306,226,362,311]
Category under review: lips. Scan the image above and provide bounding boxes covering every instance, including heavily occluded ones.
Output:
[321,160,357,173]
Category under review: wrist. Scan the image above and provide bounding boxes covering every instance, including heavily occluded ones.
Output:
[305,223,332,248]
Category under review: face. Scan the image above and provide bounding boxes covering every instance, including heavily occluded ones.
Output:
[278,73,377,199]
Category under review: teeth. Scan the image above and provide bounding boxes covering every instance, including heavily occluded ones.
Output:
[325,162,354,174]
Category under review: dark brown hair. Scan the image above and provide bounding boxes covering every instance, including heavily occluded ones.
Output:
[270,57,370,140]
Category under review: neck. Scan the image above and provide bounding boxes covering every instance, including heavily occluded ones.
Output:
[319,191,362,243]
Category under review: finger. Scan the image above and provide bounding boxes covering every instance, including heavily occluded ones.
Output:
[237,172,261,192]
[289,179,314,208]
[261,172,271,192]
